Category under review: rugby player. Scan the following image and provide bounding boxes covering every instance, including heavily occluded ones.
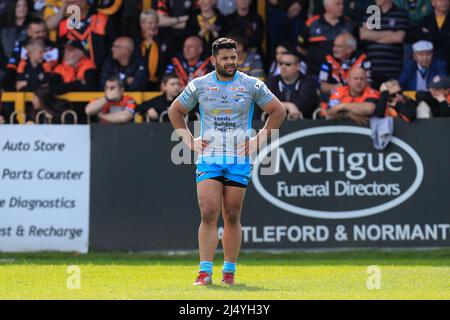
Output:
[168,38,286,286]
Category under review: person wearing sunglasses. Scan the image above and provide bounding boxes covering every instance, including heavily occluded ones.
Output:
[266,50,319,120]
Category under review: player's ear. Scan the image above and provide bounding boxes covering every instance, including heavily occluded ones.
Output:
[210,55,216,67]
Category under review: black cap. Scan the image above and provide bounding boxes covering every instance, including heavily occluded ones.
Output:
[428,75,450,89]
[64,39,85,53]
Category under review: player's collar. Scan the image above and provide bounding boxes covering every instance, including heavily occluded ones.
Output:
[214,71,239,84]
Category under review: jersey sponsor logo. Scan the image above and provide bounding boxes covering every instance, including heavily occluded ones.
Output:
[254,80,263,90]
[231,86,246,92]
[221,95,229,104]
[211,109,233,115]
[205,86,219,92]
[181,92,190,101]
[233,94,246,103]
[203,97,217,103]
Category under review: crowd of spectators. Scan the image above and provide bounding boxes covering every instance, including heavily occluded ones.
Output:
[0,0,449,125]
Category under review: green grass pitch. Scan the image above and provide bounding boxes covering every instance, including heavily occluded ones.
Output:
[0,249,449,300]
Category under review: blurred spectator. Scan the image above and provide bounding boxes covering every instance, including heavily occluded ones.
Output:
[118,0,142,39]
[360,0,409,88]
[57,0,117,70]
[298,0,354,78]
[229,34,264,80]
[268,41,307,77]
[394,0,433,67]
[15,39,53,91]
[0,0,12,19]
[417,0,450,71]
[267,51,319,119]
[268,0,308,56]
[137,9,173,91]
[399,40,447,91]
[44,0,69,42]
[30,87,73,124]
[136,74,182,122]
[224,0,264,53]
[100,37,148,91]
[94,0,141,38]
[309,0,373,25]
[0,0,33,67]
[85,75,136,123]
[394,0,432,27]
[325,67,378,124]
[156,0,197,53]
[320,32,371,95]
[376,79,417,121]
[416,75,450,116]
[1,17,59,90]
[165,36,212,88]
[50,39,97,94]
[185,0,226,56]
[217,0,236,15]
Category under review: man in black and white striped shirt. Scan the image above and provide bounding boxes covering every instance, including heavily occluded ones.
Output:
[360,0,409,89]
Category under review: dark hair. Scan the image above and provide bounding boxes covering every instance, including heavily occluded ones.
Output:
[161,73,179,85]
[106,75,125,89]
[4,0,33,28]
[33,87,70,122]
[26,17,45,29]
[277,41,296,54]
[212,38,237,56]
[227,34,248,52]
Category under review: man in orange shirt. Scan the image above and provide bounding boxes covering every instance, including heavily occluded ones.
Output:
[50,39,97,94]
[85,75,136,123]
[326,67,379,124]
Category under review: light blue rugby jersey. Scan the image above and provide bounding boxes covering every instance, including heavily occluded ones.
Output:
[177,71,274,159]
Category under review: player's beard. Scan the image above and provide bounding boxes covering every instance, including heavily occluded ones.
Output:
[216,63,237,78]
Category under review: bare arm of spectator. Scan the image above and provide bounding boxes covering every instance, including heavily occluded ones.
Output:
[85,97,108,116]
[339,102,376,116]
[46,0,69,31]
[359,25,405,44]
[157,13,188,28]
[15,81,28,91]
[97,110,133,123]
[320,82,340,95]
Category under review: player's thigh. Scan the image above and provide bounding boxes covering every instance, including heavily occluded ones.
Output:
[222,185,246,223]
[197,179,223,221]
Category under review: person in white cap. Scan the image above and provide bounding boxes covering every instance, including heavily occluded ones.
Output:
[399,40,448,91]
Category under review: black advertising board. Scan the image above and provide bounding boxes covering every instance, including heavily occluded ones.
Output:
[90,120,450,251]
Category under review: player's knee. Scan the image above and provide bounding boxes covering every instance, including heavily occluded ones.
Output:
[223,207,241,225]
[200,206,219,225]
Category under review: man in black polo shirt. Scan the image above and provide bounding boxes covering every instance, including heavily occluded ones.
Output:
[297,0,354,79]
[417,0,450,72]
[360,0,409,89]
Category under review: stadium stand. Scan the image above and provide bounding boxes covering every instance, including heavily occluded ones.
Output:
[1,0,450,124]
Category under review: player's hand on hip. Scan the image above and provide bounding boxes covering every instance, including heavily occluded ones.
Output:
[238,137,258,157]
[192,136,209,154]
